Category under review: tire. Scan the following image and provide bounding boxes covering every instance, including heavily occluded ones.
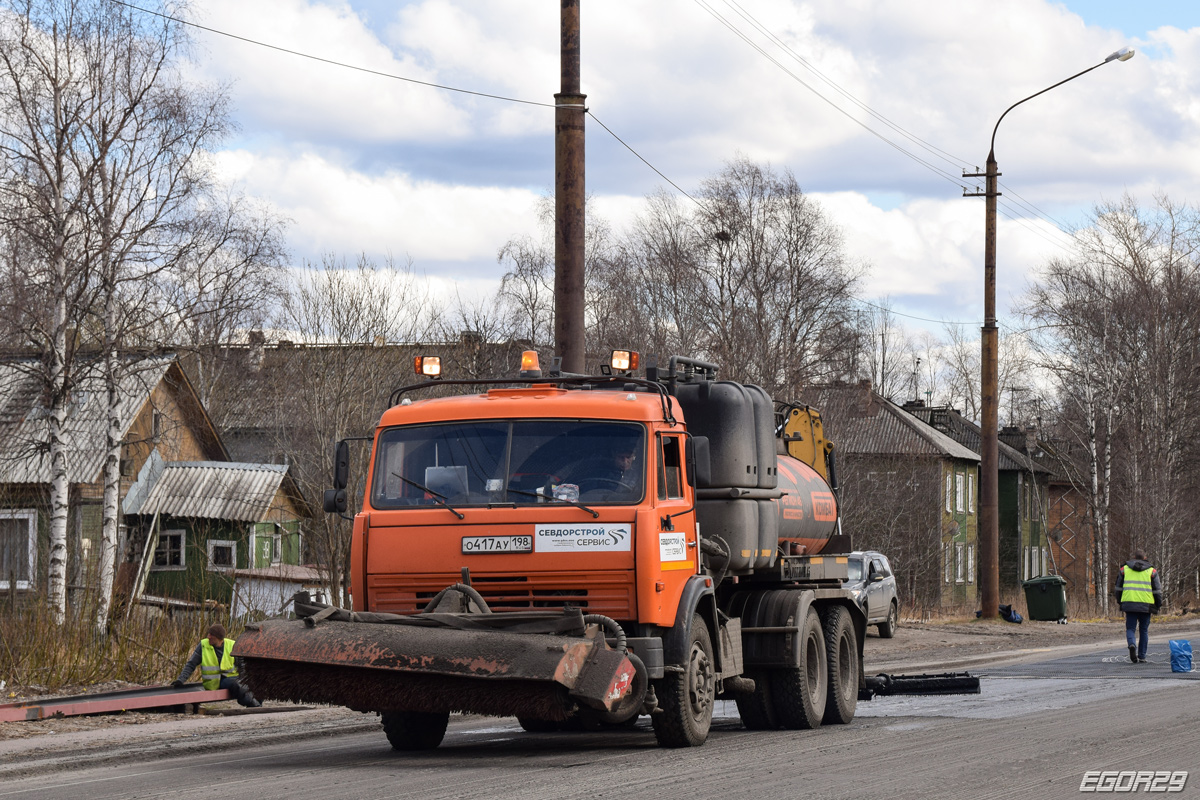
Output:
[878,602,898,639]
[652,614,716,747]
[734,669,780,730]
[819,605,858,725]
[381,711,449,750]
[517,716,560,733]
[771,607,827,730]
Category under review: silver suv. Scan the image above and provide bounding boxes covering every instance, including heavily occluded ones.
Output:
[844,551,899,638]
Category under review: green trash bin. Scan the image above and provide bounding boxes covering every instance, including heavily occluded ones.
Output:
[1022,575,1068,621]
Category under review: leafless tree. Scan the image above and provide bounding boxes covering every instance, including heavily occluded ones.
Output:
[76,0,234,634]
[269,255,438,606]
[1022,194,1200,611]
[0,0,109,623]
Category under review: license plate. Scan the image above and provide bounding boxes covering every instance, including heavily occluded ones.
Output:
[461,535,533,554]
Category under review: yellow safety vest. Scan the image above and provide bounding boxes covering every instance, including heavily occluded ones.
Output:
[199,638,237,690]
[1120,566,1155,606]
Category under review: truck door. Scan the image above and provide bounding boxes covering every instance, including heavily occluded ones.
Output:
[866,557,887,621]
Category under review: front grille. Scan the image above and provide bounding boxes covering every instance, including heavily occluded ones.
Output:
[368,572,635,619]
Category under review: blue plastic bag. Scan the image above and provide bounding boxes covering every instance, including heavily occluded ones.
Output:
[1169,639,1192,673]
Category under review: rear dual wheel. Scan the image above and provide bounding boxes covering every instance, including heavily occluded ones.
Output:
[771,607,827,729]
[736,604,859,731]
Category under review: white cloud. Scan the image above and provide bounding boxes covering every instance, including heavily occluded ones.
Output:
[212,149,543,268]
[180,0,1200,330]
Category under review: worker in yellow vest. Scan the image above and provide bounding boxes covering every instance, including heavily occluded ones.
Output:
[1114,550,1162,664]
[172,623,261,707]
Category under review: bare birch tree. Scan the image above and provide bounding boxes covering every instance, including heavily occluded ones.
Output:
[0,0,103,623]
[75,0,233,634]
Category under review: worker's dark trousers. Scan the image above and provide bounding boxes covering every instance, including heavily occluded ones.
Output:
[219,676,260,707]
[1125,612,1151,660]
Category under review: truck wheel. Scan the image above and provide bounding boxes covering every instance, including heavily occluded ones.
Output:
[820,605,858,725]
[734,669,779,730]
[878,602,898,639]
[652,614,715,747]
[517,716,560,733]
[381,711,449,750]
[771,607,827,729]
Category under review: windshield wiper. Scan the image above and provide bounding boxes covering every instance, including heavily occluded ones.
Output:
[506,487,599,518]
[392,473,465,519]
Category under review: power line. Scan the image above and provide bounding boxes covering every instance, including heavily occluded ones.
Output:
[587,112,700,205]
[718,0,971,171]
[693,0,971,193]
[110,0,701,210]
[108,0,557,109]
[700,0,1085,251]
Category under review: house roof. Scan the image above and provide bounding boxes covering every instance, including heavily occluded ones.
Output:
[801,382,979,462]
[232,564,324,583]
[123,453,293,522]
[905,405,1051,475]
[0,355,177,485]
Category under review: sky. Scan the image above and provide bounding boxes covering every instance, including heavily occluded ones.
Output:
[174,0,1200,336]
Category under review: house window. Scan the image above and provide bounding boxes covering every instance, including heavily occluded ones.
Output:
[943,543,952,583]
[152,409,164,441]
[955,542,965,583]
[945,473,952,513]
[207,539,237,571]
[1042,547,1049,577]
[1023,546,1031,580]
[967,544,975,584]
[955,472,964,512]
[968,474,975,513]
[153,529,186,570]
[0,509,37,590]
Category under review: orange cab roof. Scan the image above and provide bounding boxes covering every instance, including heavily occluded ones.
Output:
[378,384,681,428]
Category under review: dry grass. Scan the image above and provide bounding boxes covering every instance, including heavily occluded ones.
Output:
[0,601,245,693]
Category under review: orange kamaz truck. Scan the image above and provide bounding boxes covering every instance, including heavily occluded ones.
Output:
[235,352,866,749]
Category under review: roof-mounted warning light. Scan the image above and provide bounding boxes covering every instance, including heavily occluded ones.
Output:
[610,349,639,373]
[414,355,442,378]
[520,350,542,378]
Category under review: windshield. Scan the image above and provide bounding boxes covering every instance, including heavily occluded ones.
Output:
[846,559,864,582]
[371,420,646,509]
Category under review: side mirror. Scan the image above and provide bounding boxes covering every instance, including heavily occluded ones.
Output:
[686,436,711,488]
[323,488,347,514]
[333,440,350,491]
[870,572,884,583]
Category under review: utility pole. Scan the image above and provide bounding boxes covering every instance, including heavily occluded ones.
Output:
[963,46,1134,620]
[554,0,586,373]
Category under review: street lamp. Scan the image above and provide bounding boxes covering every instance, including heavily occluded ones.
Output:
[965,47,1134,619]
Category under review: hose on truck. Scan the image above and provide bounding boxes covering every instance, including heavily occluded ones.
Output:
[582,614,627,653]
[421,583,493,614]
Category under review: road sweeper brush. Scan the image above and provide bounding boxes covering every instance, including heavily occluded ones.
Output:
[234,590,646,723]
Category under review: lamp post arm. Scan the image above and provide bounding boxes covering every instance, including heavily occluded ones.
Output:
[988,55,1126,160]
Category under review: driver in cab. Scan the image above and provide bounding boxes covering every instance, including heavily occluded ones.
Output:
[572,444,641,500]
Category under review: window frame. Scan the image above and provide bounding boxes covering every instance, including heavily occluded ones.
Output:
[945,472,952,513]
[955,542,965,584]
[206,539,237,572]
[0,508,37,590]
[151,528,187,571]
[657,434,684,501]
